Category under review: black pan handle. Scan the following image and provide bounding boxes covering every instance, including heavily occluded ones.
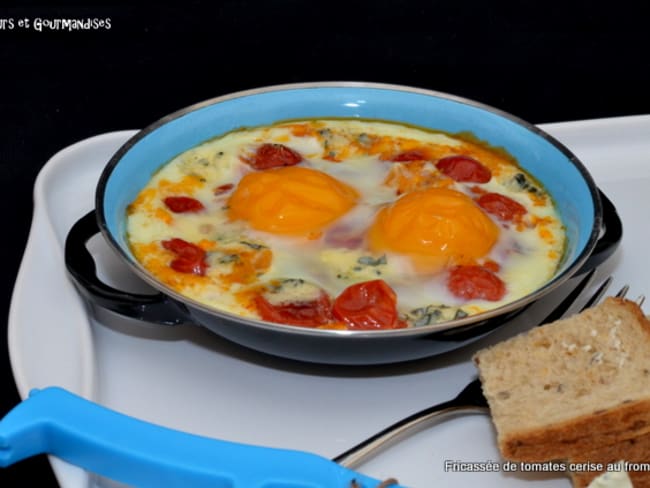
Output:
[65,211,192,326]
[575,189,623,275]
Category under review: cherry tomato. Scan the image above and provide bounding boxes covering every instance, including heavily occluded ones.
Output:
[162,238,205,260]
[168,257,208,275]
[248,143,303,170]
[447,265,506,301]
[254,291,333,327]
[477,192,527,222]
[391,150,427,162]
[435,155,491,183]
[163,196,205,213]
[214,183,234,195]
[161,238,207,276]
[482,259,501,273]
[333,279,406,330]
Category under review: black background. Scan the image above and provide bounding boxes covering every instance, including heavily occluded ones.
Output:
[1,1,649,486]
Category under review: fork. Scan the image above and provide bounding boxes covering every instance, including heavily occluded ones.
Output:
[334,270,640,469]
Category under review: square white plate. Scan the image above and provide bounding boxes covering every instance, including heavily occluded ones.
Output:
[8,115,650,487]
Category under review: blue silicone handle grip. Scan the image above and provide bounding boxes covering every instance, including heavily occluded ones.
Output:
[0,387,403,488]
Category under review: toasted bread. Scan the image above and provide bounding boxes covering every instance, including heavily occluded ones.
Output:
[473,297,650,461]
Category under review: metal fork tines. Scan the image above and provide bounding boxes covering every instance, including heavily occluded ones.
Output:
[334,270,625,469]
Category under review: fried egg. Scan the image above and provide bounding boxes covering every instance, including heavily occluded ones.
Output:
[227,166,359,237]
[126,119,566,329]
[368,187,499,272]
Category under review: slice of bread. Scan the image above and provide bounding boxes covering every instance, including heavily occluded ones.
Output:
[569,435,650,487]
[473,297,650,462]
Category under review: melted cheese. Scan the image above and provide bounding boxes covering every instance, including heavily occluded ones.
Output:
[126,119,566,327]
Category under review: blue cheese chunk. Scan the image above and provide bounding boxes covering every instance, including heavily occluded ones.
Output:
[262,279,324,305]
[320,249,388,282]
[405,304,469,327]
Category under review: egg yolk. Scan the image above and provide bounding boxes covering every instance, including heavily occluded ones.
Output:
[368,187,499,270]
[227,166,359,236]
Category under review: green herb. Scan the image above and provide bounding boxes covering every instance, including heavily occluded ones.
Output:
[280,278,305,288]
[218,254,239,264]
[240,240,266,250]
[454,309,468,319]
[513,173,539,194]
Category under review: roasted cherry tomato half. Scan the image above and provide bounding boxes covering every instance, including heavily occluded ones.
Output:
[436,155,491,183]
[254,291,333,327]
[163,196,205,213]
[247,143,303,170]
[391,150,427,162]
[477,192,527,222]
[213,183,235,195]
[447,265,506,301]
[168,257,208,275]
[162,238,208,276]
[162,238,205,260]
[333,279,406,330]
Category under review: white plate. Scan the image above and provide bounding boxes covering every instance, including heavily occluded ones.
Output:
[8,116,650,488]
